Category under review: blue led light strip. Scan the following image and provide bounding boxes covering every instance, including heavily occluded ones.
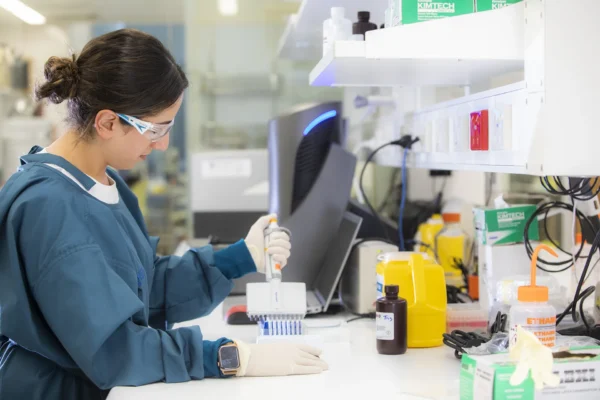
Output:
[303,110,337,136]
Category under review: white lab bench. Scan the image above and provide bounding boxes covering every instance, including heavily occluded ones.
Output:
[108,302,461,400]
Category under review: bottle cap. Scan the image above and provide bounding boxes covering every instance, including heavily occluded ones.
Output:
[357,11,370,21]
[385,285,399,295]
[442,213,460,223]
[518,244,557,302]
[331,7,345,19]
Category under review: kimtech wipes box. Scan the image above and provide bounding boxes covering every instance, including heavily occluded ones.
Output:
[460,348,600,399]
[476,0,523,12]
[402,0,476,24]
[474,205,539,246]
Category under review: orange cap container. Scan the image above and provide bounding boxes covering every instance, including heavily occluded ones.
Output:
[517,244,558,303]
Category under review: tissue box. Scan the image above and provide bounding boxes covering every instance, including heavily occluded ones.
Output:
[460,348,600,399]
[402,0,475,24]
[473,205,539,246]
[476,0,523,12]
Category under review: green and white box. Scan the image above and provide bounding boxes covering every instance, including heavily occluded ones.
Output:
[402,0,475,24]
[476,0,523,12]
[461,348,600,399]
[474,205,539,246]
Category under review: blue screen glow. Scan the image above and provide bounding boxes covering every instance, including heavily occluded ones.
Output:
[303,110,337,136]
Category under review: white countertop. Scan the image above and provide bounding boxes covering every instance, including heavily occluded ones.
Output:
[108,302,461,400]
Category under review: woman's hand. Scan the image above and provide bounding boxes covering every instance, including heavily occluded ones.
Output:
[244,214,291,273]
[235,341,328,377]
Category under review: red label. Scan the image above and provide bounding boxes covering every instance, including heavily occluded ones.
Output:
[470,110,489,151]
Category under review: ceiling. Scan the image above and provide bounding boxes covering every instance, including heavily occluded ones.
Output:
[0,0,302,26]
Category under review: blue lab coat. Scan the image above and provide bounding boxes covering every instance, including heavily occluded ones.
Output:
[0,147,256,400]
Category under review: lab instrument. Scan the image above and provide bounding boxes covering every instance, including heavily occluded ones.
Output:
[341,240,398,315]
[233,102,356,296]
[246,219,306,336]
[190,149,268,244]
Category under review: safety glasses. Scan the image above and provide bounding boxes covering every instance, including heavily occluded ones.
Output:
[117,113,174,142]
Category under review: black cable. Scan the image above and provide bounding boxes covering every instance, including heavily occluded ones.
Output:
[540,176,600,201]
[523,201,596,272]
[359,141,400,242]
[377,169,400,213]
[556,286,596,326]
[347,316,372,323]
[358,136,420,244]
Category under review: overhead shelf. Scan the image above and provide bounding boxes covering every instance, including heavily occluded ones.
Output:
[277,0,387,61]
[310,3,525,87]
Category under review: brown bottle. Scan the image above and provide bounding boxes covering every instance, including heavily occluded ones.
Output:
[376,284,407,355]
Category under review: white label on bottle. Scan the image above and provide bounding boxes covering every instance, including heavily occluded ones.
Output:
[376,312,394,340]
[376,274,384,300]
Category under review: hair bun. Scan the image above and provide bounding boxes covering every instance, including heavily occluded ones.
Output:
[35,55,80,104]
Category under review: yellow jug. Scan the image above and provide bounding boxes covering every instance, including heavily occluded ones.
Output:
[416,214,444,259]
[376,252,447,348]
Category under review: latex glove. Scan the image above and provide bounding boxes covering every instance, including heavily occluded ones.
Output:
[235,340,328,377]
[245,213,291,273]
[509,326,560,390]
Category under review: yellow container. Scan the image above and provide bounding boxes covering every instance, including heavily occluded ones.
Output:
[435,213,467,281]
[376,252,447,348]
[416,214,444,259]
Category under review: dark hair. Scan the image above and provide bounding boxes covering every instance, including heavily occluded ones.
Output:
[35,28,188,137]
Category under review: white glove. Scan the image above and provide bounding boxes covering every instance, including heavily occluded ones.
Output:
[245,213,291,273]
[234,340,328,377]
[509,326,560,390]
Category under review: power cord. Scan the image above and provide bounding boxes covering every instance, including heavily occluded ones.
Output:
[398,147,410,250]
[358,136,419,244]
[523,201,596,272]
[540,176,600,201]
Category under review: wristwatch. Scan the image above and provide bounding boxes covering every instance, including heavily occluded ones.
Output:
[218,342,241,376]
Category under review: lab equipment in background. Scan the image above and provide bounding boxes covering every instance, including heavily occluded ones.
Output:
[352,11,378,39]
[376,284,407,355]
[509,245,557,349]
[435,212,467,284]
[190,150,268,244]
[415,214,443,259]
[446,303,488,334]
[341,240,398,315]
[1,117,52,185]
[322,7,352,56]
[233,102,357,299]
[376,252,447,348]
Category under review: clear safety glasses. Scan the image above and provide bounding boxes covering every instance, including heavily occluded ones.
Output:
[117,113,174,142]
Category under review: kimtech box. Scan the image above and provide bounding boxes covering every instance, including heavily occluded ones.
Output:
[460,348,600,399]
[473,205,539,246]
[402,0,476,24]
[476,0,523,12]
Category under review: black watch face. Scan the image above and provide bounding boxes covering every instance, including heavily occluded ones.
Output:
[220,346,239,369]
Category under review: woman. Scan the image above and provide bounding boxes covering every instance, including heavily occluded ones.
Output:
[0,29,327,400]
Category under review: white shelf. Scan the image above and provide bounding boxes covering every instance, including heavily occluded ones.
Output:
[409,151,527,175]
[277,0,387,61]
[310,3,524,87]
